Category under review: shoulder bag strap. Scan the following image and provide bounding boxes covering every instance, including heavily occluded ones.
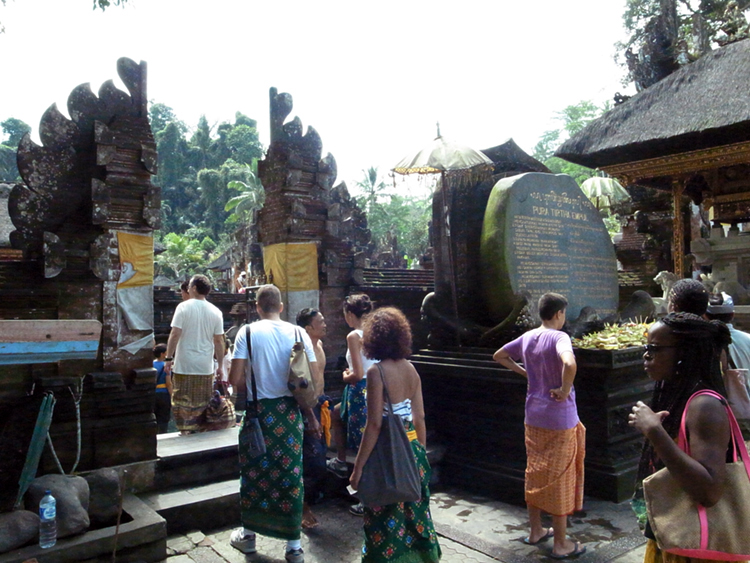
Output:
[376,362,394,416]
[678,389,750,550]
[679,389,749,464]
[246,325,259,417]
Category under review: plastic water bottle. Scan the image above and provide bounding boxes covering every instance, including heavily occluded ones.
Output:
[39,490,57,549]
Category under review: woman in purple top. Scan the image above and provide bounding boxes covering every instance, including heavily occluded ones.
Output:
[494,293,586,560]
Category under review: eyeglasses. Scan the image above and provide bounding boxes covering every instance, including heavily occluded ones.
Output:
[643,344,679,355]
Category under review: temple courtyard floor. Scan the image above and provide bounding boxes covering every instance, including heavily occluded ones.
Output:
[162,489,646,563]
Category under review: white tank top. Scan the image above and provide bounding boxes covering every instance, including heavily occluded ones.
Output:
[346,329,377,378]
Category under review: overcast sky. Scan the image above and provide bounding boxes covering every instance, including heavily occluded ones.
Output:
[0,0,632,193]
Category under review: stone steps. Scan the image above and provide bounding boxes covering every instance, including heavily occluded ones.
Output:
[138,427,446,535]
[140,479,241,535]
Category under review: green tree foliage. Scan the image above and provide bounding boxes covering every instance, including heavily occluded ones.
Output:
[0,117,31,181]
[225,169,265,224]
[150,104,264,238]
[533,101,604,186]
[1,118,31,147]
[534,102,627,237]
[353,167,431,264]
[149,102,186,135]
[617,0,750,87]
[93,0,129,10]
[155,232,206,280]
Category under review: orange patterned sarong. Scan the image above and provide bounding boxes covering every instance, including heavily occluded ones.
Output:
[524,421,585,516]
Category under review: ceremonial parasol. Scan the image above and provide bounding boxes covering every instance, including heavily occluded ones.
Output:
[581,176,630,211]
[392,128,494,336]
[392,130,494,187]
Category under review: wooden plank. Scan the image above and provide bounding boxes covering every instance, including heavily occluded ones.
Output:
[0,320,102,364]
[0,320,102,342]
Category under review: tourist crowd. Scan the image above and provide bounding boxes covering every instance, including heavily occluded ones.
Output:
[158,277,750,563]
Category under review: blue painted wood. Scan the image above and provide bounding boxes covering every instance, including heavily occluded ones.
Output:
[0,341,97,354]
[0,341,99,365]
[0,320,102,365]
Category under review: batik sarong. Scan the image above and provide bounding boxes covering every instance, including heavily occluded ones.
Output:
[342,378,367,450]
[171,373,213,432]
[524,421,585,516]
[643,538,747,563]
[239,396,304,540]
[362,420,441,563]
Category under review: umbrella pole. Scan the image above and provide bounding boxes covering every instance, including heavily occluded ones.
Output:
[440,172,461,346]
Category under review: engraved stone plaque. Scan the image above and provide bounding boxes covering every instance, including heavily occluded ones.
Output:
[480,173,618,323]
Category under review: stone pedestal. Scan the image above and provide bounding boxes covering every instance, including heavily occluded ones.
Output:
[574,347,653,502]
[413,346,651,504]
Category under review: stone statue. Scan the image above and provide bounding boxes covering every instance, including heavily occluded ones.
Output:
[717,1,750,46]
[654,270,679,300]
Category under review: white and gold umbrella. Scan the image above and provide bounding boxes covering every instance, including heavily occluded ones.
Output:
[581,176,630,211]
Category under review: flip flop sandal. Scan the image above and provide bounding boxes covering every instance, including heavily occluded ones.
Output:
[522,527,554,545]
[549,542,586,560]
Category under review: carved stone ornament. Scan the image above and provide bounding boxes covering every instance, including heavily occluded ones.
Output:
[8,58,158,267]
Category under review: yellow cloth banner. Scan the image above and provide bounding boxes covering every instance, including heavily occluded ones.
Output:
[263,243,319,292]
[117,232,154,288]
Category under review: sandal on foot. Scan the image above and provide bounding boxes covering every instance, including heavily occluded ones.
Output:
[523,527,554,545]
[549,542,586,560]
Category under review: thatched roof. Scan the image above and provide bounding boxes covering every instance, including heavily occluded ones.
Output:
[481,138,550,175]
[556,39,750,169]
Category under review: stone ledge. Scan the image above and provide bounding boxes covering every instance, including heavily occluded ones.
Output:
[0,494,166,563]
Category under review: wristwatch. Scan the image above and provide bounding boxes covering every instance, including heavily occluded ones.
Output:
[165,357,173,362]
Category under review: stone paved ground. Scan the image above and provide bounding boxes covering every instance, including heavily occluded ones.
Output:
[162,490,647,563]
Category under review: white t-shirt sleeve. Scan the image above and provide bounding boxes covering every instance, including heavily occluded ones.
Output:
[233,325,249,360]
[171,302,184,329]
[213,308,224,336]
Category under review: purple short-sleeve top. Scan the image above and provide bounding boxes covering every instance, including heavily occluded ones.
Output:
[502,327,578,430]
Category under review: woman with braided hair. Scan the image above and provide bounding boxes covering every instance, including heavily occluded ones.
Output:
[629,312,742,563]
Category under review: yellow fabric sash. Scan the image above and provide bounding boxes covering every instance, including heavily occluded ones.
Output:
[320,400,332,446]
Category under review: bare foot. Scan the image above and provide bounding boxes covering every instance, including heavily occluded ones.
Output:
[302,504,318,529]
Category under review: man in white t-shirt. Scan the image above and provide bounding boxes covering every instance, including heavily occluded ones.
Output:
[166,275,224,435]
[228,285,320,563]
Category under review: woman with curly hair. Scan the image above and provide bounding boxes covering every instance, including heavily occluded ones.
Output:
[350,307,441,563]
[629,312,739,563]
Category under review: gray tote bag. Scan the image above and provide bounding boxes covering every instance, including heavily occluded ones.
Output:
[356,363,421,507]
[244,325,266,458]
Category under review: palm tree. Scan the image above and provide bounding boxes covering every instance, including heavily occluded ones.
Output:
[224,169,265,223]
[356,166,388,216]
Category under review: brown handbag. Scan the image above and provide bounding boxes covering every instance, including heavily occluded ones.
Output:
[288,327,317,409]
[643,389,750,561]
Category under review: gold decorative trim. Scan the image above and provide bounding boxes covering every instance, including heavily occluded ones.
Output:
[601,140,750,184]
[704,191,750,205]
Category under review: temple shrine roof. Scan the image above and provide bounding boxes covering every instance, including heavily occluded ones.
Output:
[556,39,750,170]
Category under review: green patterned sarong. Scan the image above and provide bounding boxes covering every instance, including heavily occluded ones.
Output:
[361,420,442,563]
[238,396,304,540]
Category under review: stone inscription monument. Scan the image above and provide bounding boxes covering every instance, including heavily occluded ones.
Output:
[480,173,618,323]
